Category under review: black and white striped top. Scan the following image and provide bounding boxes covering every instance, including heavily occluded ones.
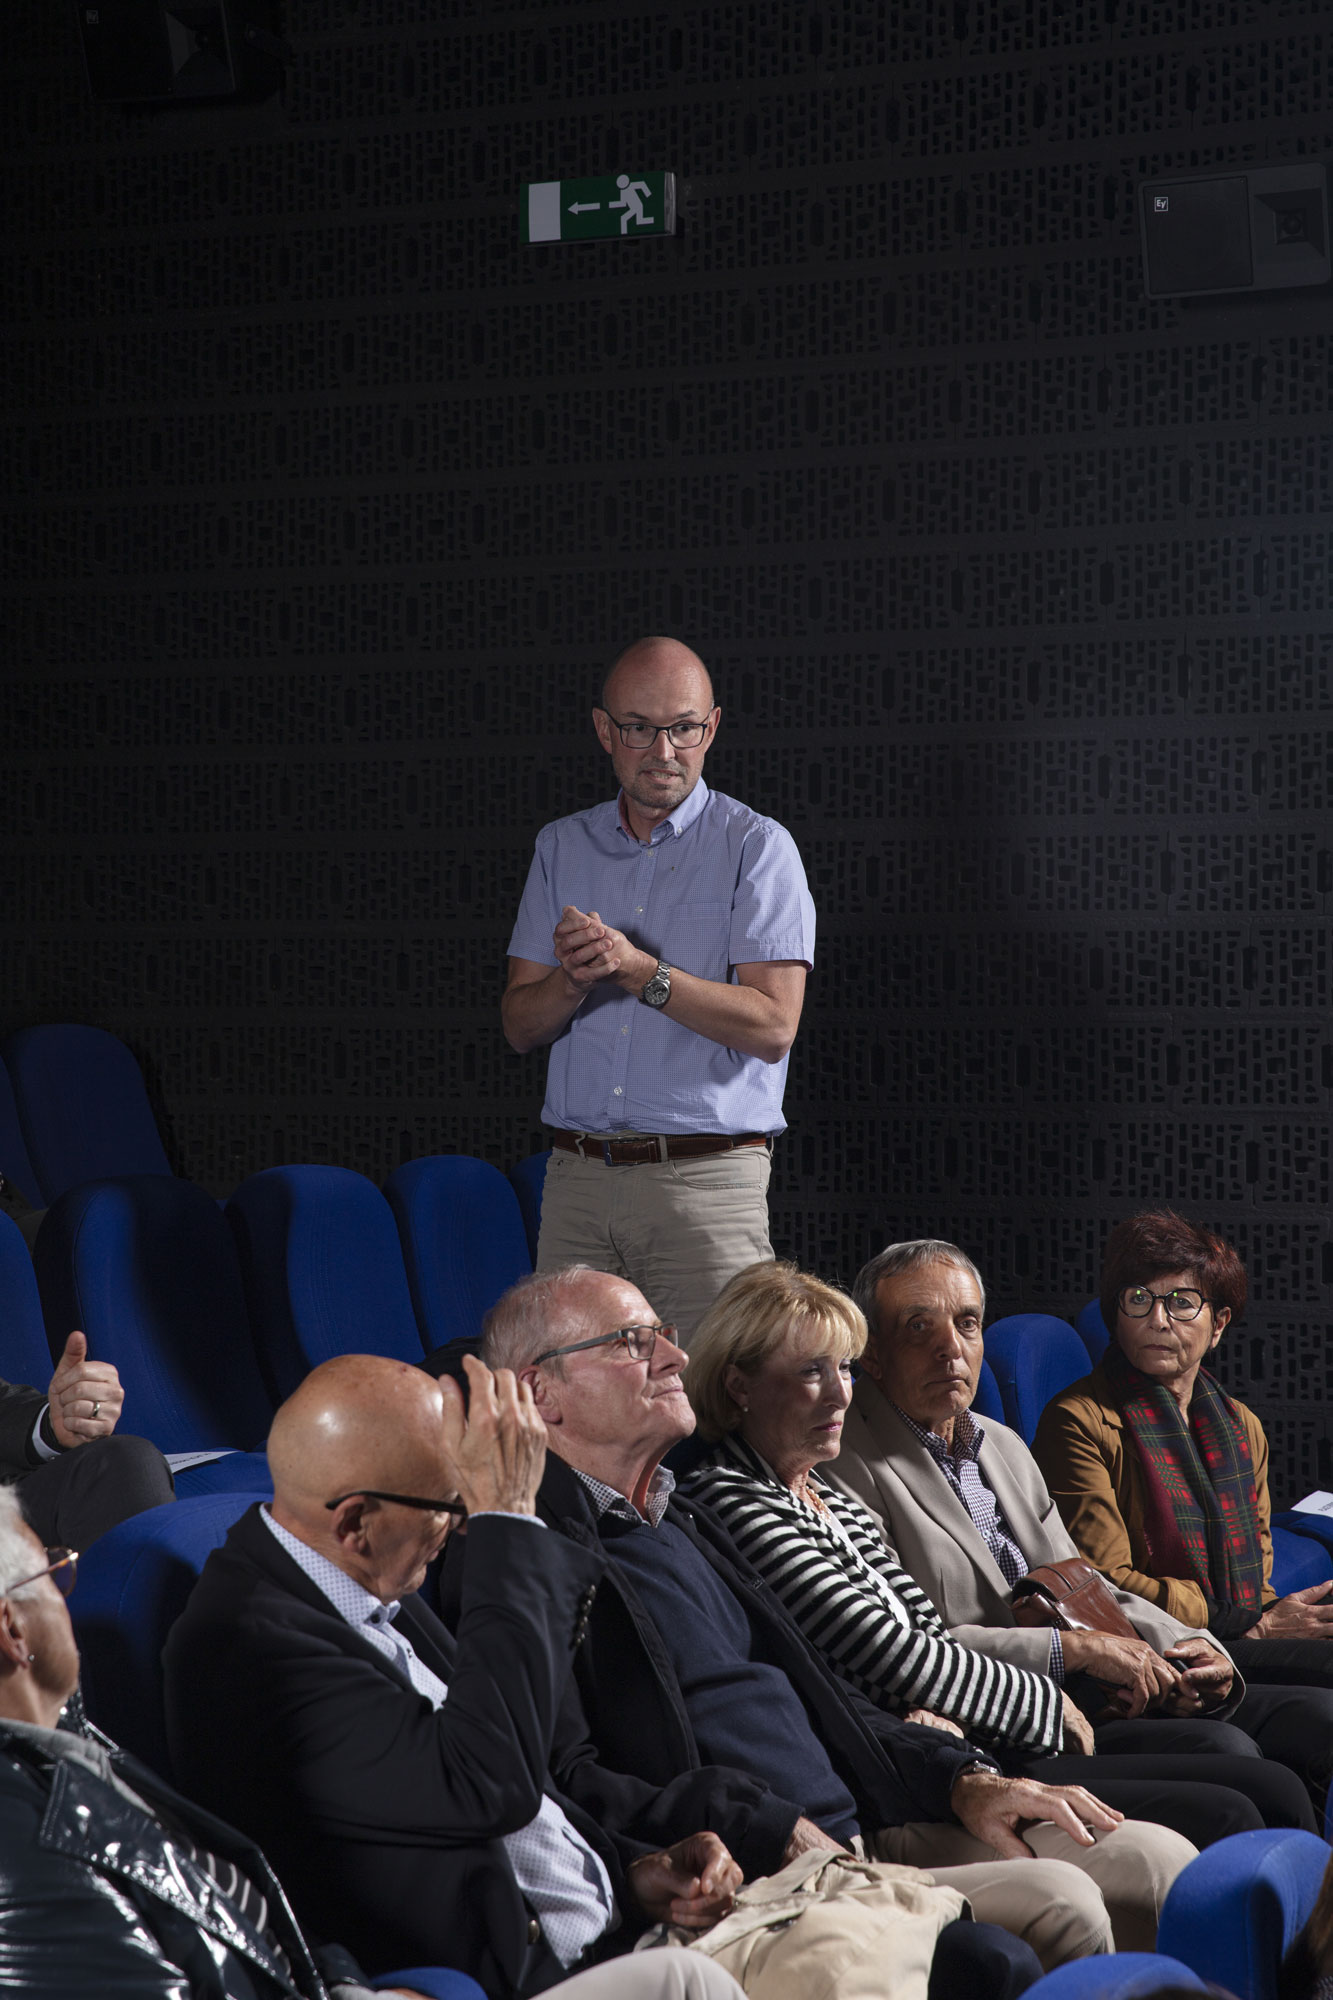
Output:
[684,1434,1063,1756]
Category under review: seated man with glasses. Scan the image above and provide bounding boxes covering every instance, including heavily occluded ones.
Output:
[501,634,815,1344]
[471,1264,1200,1972]
[164,1347,781,2000]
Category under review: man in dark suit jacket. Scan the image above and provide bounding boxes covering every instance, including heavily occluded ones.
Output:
[165,1350,749,2000]
[0,1326,172,1548]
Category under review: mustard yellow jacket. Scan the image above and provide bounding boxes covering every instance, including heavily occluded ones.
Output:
[1031,1357,1276,1631]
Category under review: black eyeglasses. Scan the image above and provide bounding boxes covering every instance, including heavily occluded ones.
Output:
[599,710,714,750]
[324,1490,467,1517]
[531,1323,672,1369]
[1118,1286,1211,1323]
[7,1547,78,1597]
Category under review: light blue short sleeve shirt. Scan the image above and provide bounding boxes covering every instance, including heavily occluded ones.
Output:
[507,781,816,1137]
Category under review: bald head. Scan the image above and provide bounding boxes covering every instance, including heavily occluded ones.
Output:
[602,636,714,716]
[595,637,719,834]
[268,1354,451,1553]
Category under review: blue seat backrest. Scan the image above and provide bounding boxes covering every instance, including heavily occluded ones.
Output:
[2,1024,172,1206]
[1269,1522,1333,1597]
[34,1176,275,1454]
[72,1492,264,1779]
[507,1151,550,1264]
[1157,1828,1331,2000]
[973,1357,1005,1423]
[1076,1298,1110,1363]
[983,1313,1091,1445]
[386,1156,533,1352]
[1022,1953,1206,2000]
[227,1165,426,1402]
[0,1061,40,1209]
[0,1210,61,1387]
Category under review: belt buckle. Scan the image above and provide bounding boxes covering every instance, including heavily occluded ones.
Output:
[602,1140,615,1168]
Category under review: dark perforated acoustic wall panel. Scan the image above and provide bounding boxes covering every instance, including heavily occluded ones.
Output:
[3,5,1331,1495]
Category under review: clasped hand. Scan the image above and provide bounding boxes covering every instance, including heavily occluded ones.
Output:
[627,1832,742,1932]
[553,906,653,997]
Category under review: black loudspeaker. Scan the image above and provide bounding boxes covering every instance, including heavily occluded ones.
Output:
[76,0,236,100]
[1139,162,1330,298]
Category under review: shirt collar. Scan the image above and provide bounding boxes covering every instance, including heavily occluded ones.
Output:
[614,777,710,846]
[893,1402,984,1468]
[573,1463,676,1527]
[261,1504,401,1631]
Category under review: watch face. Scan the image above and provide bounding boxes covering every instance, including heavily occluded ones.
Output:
[643,963,671,1006]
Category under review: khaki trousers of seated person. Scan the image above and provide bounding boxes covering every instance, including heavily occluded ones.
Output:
[870,1818,1196,1967]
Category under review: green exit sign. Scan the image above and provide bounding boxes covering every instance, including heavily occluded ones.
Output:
[521,172,677,244]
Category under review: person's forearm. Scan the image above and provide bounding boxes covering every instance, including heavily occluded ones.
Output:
[501,969,586,1054]
[612,952,799,1063]
[653,966,795,1063]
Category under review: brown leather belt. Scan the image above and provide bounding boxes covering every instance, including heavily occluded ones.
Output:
[550,1130,769,1167]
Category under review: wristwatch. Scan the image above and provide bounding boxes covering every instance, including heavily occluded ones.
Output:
[641,959,672,1008]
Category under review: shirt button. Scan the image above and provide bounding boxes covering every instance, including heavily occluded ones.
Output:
[621,1025,629,1035]
[612,1086,623,1095]
[635,906,644,913]
[528,1919,541,1945]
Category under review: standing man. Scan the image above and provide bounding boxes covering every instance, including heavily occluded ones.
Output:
[502,637,815,1344]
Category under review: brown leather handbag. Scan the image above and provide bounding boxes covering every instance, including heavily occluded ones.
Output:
[1009,1556,1139,1638]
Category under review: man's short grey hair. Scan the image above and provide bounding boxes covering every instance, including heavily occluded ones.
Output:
[0,1487,41,1600]
[481,1266,602,1375]
[852,1240,987,1341]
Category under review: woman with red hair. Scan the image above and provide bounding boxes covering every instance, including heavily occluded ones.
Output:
[1035,1210,1333,1793]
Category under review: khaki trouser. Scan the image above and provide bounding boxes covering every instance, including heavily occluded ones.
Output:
[554,1949,746,2000]
[536,1144,773,1345]
[871,1817,1198,1967]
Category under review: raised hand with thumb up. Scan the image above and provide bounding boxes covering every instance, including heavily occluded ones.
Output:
[47,1331,124,1450]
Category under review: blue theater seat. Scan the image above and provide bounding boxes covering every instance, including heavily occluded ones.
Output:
[2,1024,173,1206]
[1076,1298,1111,1363]
[386,1155,532,1352]
[982,1313,1091,1446]
[0,1210,64,1390]
[1157,1827,1331,2000]
[367,1975,486,2000]
[72,1491,261,1777]
[1023,1953,1206,1999]
[32,1176,276,1493]
[973,1356,1006,1423]
[1268,1521,1333,1598]
[227,1164,426,1402]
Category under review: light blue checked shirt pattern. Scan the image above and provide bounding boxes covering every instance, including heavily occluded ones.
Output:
[894,1407,1066,1684]
[260,1508,617,1968]
[508,780,816,1136]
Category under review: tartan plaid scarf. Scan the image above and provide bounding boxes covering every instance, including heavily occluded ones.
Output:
[1103,1340,1265,1621]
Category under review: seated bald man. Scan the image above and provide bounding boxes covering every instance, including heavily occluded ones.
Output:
[163,1351,762,1999]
